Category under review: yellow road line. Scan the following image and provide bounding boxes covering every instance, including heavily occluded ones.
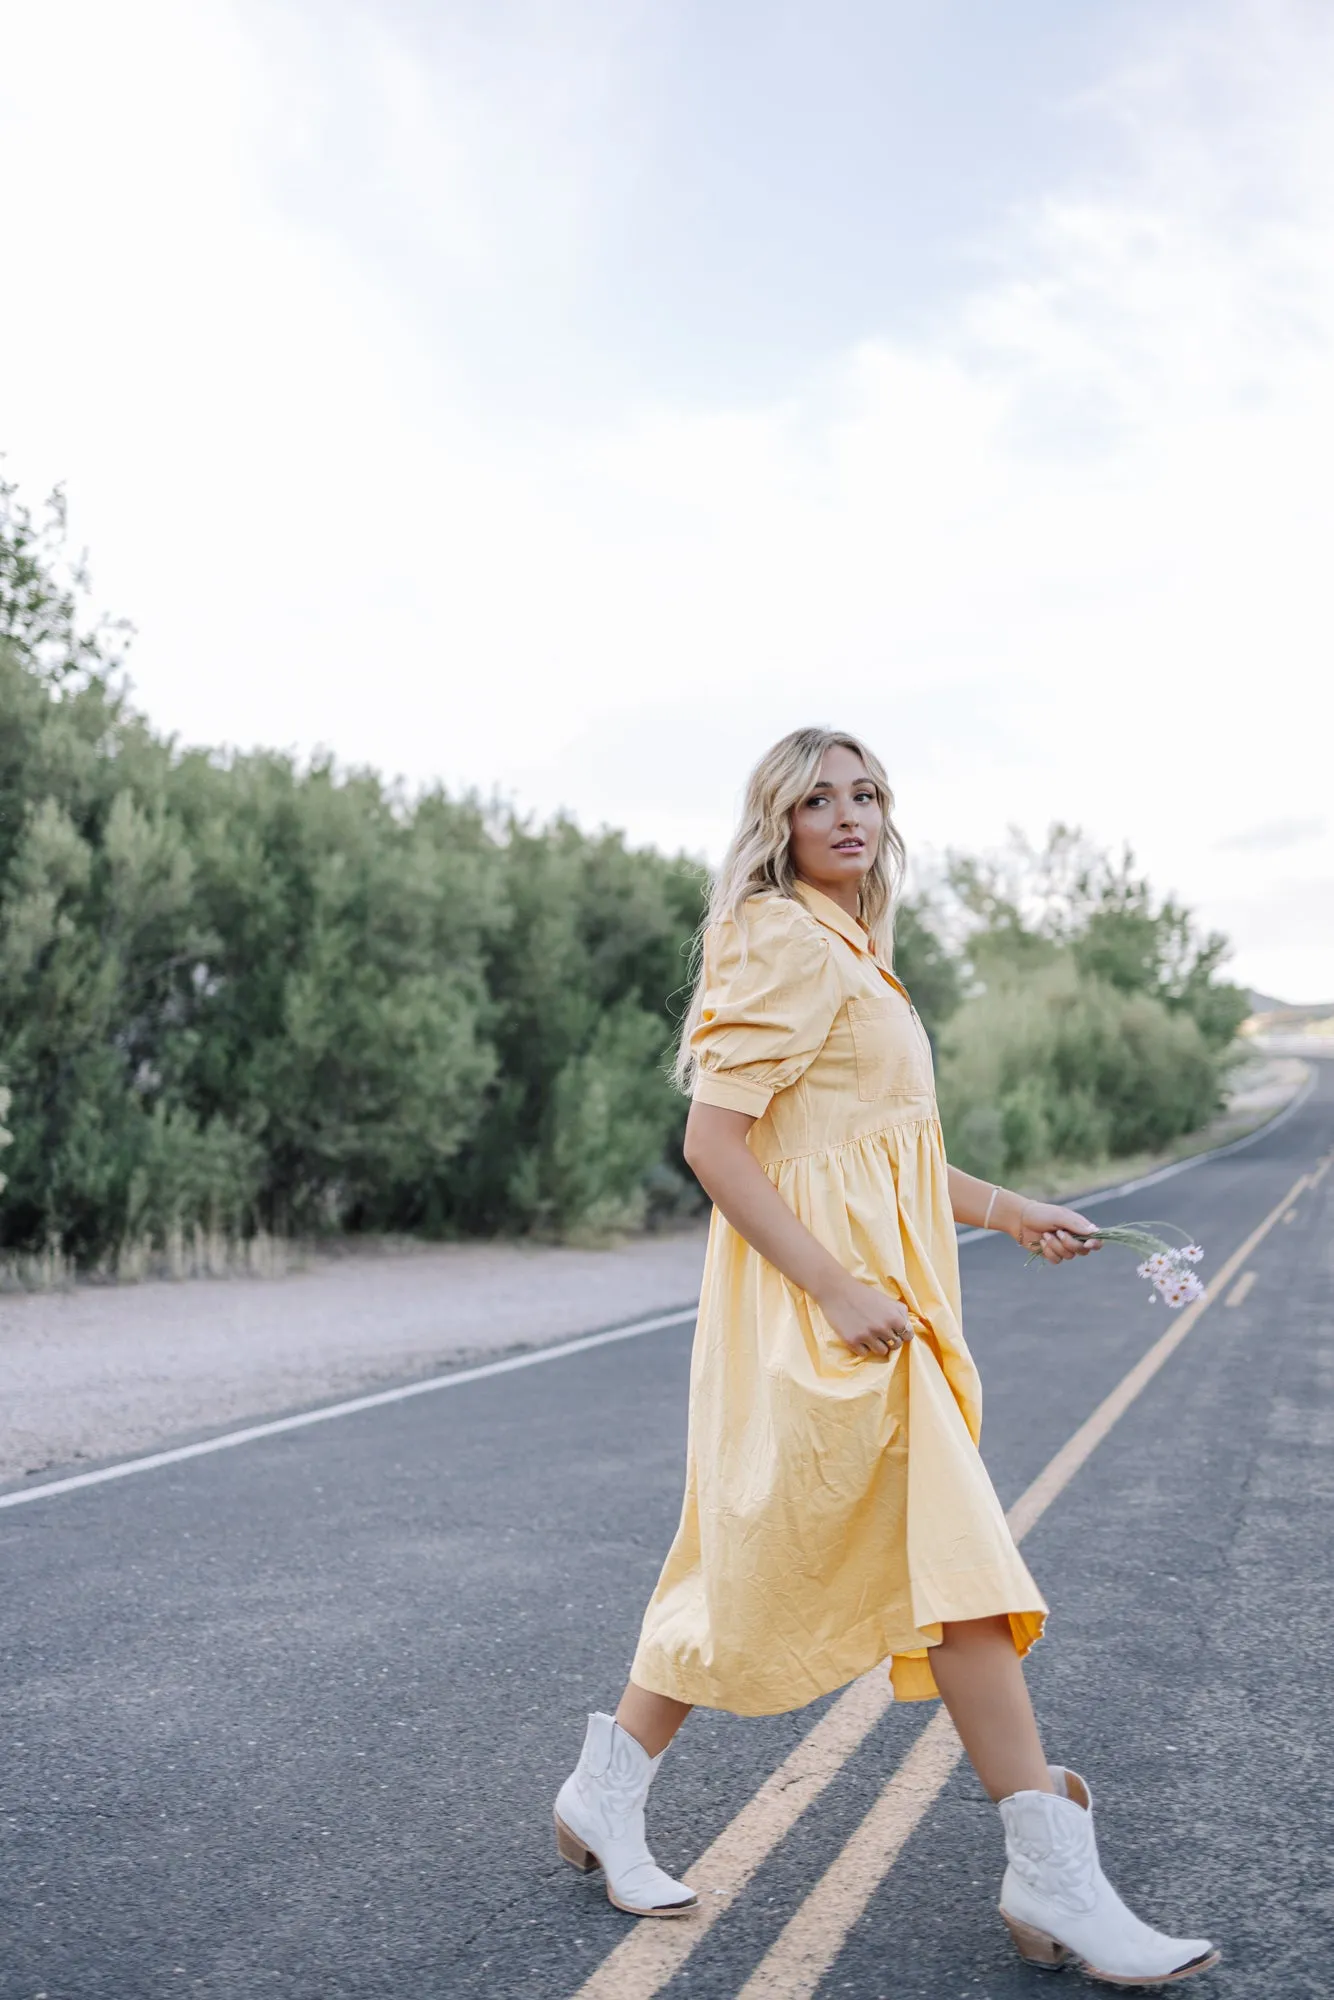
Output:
[733,1166,1310,1999]
[732,1711,961,2000]
[572,1165,1311,2000]
[571,1670,894,1999]
[1226,1270,1257,1308]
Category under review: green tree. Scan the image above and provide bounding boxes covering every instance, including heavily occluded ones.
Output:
[890,895,961,1041]
[938,958,1223,1179]
[166,755,499,1232]
[0,473,1257,1261]
[947,825,1248,1048]
[455,816,704,1233]
[1073,853,1248,1048]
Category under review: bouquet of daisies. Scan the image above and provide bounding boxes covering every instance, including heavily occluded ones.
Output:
[1032,1222,1206,1310]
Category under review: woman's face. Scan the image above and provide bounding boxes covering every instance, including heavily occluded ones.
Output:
[788,744,884,903]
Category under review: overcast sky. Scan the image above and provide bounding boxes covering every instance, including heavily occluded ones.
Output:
[2,0,1332,999]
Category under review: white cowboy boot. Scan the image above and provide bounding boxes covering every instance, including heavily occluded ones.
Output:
[999,1767,1219,1986]
[554,1713,698,1918]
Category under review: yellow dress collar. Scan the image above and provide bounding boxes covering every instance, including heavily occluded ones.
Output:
[792,880,914,1004]
[792,880,872,953]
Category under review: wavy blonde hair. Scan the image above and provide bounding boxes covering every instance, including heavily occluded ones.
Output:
[673,727,906,1089]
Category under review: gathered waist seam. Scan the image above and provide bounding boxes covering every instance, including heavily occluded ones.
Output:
[756,1109,941,1168]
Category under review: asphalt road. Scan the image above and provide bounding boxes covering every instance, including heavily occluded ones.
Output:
[2,1067,1331,2000]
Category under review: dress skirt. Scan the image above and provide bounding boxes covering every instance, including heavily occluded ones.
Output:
[630,886,1047,1716]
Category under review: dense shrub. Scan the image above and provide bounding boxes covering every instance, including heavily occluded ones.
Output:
[0,482,708,1256]
[0,479,1250,1262]
[457,818,704,1234]
[937,959,1224,1179]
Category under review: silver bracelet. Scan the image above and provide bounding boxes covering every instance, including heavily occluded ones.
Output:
[984,1185,1000,1230]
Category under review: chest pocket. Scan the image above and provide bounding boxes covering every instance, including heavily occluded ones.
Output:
[846,994,933,1104]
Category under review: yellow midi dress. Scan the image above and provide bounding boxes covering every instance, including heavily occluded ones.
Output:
[631,883,1047,1716]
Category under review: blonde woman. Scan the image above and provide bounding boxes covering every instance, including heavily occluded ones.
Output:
[554,729,1217,1987]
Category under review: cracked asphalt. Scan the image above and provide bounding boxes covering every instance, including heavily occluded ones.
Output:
[1,1065,1330,2000]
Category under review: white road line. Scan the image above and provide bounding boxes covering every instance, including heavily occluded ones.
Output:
[573,1162,1313,2000]
[2,1076,1318,1510]
[955,1065,1316,1247]
[1226,1269,1257,1308]
[1068,1068,1314,1203]
[0,1309,698,1510]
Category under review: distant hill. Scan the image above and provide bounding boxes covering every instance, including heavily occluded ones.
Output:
[1245,990,1334,1026]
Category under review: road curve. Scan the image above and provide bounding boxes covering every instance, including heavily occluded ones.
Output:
[2,1065,1331,2000]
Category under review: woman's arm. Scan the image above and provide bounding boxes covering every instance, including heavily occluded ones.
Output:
[684,1101,912,1356]
[947,1164,1100,1265]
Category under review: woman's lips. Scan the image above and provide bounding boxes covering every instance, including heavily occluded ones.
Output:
[833,839,865,852]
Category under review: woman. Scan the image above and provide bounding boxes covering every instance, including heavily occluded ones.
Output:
[554,728,1217,1987]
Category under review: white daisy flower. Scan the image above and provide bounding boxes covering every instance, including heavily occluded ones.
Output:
[1156,1268,1205,1309]
[1031,1217,1206,1309]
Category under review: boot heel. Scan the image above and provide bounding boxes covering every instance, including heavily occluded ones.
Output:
[1002,1910,1071,1967]
[555,1814,599,1874]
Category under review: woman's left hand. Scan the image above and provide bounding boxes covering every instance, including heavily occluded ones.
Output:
[1015,1200,1101,1264]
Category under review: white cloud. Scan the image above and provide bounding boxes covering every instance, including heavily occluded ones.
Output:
[2,0,1333,997]
[1217,819,1325,853]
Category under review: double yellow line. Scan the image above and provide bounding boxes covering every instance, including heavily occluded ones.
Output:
[574,1157,1324,2000]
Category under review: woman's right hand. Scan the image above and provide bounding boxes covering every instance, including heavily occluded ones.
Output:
[819,1279,913,1358]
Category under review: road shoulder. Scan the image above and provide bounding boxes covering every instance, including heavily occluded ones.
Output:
[0,1226,708,1484]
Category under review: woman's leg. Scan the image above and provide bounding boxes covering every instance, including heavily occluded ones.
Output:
[554,1681,698,1916]
[939,1618,1220,1980]
[615,1682,693,1758]
[931,1615,1053,1800]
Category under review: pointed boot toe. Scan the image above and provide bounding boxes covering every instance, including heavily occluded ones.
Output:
[999,1770,1218,1987]
[554,1713,698,1919]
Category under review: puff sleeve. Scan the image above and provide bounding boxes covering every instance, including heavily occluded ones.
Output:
[690,897,845,1118]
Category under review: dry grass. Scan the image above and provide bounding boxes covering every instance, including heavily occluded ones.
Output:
[2,1059,1307,1293]
[0,1227,303,1294]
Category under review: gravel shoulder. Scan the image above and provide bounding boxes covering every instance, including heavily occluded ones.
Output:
[0,1054,1310,1491]
[0,1228,707,1485]
[5,1062,1327,2000]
